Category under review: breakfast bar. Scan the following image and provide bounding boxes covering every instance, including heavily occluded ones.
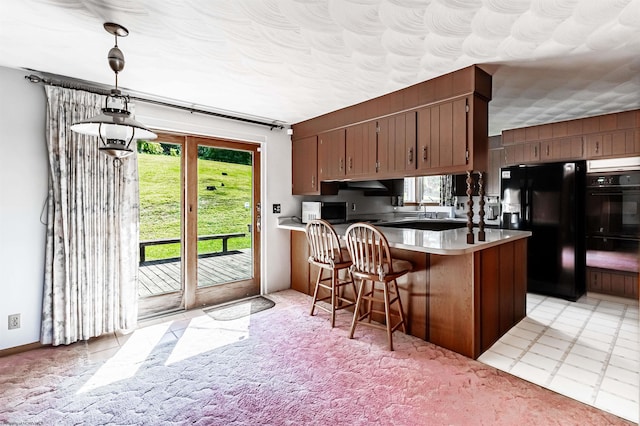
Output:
[280,219,531,359]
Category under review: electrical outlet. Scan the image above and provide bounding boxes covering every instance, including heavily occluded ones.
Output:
[8,313,20,330]
[272,204,281,214]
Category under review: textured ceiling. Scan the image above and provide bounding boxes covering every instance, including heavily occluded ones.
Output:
[1,0,639,135]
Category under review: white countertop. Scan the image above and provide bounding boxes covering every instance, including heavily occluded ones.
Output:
[278,218,531,255]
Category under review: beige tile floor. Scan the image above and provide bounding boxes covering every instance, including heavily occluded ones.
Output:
[479,292,639,423]
[86,292,639,423]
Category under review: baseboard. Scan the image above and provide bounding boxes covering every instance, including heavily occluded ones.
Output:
[0,341,43,358]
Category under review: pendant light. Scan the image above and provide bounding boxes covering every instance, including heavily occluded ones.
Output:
[71,22,157,158]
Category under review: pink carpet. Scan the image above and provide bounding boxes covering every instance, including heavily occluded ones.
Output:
[0,290,632,425]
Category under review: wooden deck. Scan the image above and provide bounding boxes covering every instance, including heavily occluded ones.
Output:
[138,249,252,298]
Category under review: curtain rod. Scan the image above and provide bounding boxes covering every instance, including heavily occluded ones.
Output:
[25,73,286,130]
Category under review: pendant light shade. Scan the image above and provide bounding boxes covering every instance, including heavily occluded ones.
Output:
[71,22,156,158]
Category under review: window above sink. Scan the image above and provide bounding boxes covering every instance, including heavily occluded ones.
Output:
[403,175,454,206]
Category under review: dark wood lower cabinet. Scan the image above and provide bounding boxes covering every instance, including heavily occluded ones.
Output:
[290,231,527,359]
[587,267,639,299]
[428,239,526,358]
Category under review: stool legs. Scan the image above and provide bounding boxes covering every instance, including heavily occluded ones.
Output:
[310,267,357,328]
[309,268,324,317]
[349,278,406,350]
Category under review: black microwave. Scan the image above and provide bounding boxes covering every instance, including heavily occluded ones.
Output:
[301,201,347,224]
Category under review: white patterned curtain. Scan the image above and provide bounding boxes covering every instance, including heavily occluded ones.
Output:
[41,86,140,346]
[440,175,454,206]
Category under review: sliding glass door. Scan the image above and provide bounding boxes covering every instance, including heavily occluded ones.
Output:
[137,134,186,317]
[188,137,260,307]
[137,133,261,318]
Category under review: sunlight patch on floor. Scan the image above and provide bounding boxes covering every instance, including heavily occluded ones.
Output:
[165,309,251,365]
[78,322,172,394]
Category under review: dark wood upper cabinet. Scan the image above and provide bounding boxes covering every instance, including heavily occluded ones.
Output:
[416,96,486,175]
[376,111,417,177]
[291,65,492,186]
[318,129,345,181]
[345,121,377,178]
[292,135,318,195]
[397,111,417,173]
[502,108,640,164]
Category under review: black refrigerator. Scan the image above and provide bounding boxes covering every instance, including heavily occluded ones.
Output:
[500,161,586,301]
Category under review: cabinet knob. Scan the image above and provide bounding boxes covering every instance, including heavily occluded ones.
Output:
[422,146,428,161]
[408,148,413,164]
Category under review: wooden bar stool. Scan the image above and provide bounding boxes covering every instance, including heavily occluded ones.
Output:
[344,222,412,350]
[305,219,358,328]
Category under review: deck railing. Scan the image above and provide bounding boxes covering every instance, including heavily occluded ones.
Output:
[139,232,246,264]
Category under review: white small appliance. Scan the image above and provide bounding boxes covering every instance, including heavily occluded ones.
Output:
[301,201,347,224]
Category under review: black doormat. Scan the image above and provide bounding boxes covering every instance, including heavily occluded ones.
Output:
[205,296,275,321]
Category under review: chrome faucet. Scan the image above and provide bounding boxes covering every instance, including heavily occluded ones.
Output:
[418,202,429,219]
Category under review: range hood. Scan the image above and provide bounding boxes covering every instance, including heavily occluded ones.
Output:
[342,180,388,190]
[587,157,640,173]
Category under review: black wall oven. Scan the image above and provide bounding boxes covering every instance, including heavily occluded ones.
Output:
[585,168,640,274]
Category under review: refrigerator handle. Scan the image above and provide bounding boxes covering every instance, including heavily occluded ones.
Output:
[523,187,530,224]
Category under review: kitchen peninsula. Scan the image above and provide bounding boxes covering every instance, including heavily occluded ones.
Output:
[280,219,531,359]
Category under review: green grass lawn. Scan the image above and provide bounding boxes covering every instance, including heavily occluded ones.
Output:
[138,152,253,261]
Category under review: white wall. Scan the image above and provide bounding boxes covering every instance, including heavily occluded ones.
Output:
[0,66,48,350]
[0,65,295,350]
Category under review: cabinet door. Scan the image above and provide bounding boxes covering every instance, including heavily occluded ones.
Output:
[394,111,417,173]
[318,129,345,180]
[523,142,540,163]
[504,144,523,165]
[440,98,468,169]
[377,111,417,176]
[416,98,467,172]
[345,121,377,178]
[376,115,393,175]
[586,131,636,159]
[416,106,432,171]
[292,135,318,195]
[551,136,584,160]
[540,140,554,162]
[586,134,605,158]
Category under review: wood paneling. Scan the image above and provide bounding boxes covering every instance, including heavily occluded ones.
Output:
[480,246,500,352]
[291,231,311,295]
[513,239,527,322]
[392,249,429,341]
[429,252,475,357]
[498,243,515,335]
[525,126,539,141]
[587,267,638,299]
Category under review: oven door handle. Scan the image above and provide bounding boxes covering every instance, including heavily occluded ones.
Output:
[589,191,624,196]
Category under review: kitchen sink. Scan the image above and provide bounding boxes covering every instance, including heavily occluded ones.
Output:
[378,220,468,231]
